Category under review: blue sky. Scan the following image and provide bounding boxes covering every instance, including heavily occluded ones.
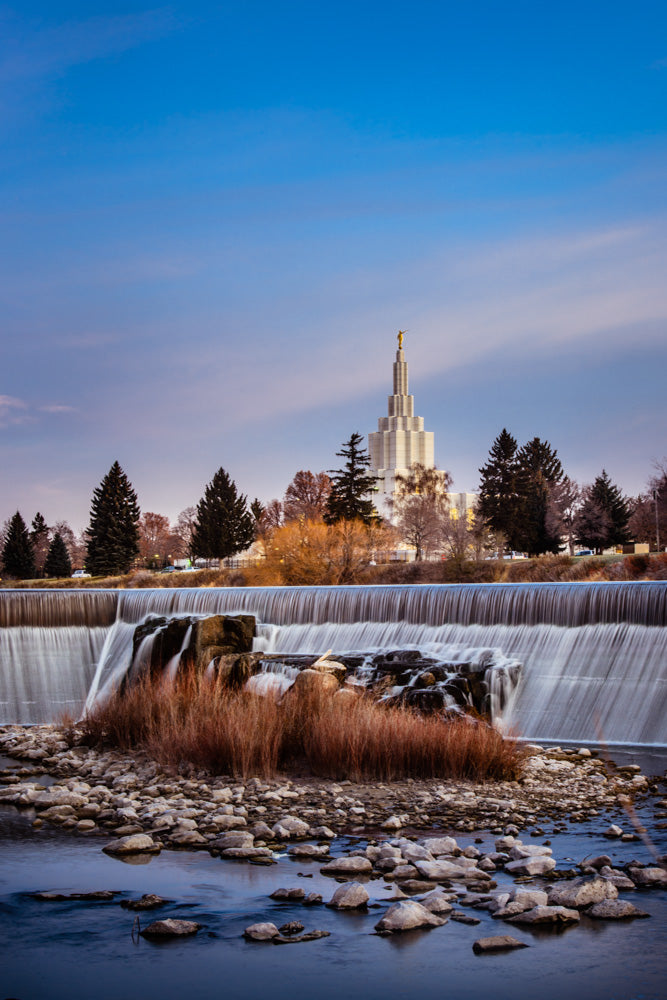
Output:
[1,1,666,531]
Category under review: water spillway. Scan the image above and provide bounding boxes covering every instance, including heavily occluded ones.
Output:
[0,582,665,745]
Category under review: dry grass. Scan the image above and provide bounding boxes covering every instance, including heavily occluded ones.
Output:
[79,669,525,783]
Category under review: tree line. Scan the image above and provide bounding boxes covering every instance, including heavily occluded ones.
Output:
[1,430,665,580]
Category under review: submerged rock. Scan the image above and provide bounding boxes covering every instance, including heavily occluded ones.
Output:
[102,834,161,856]
[472,935,529,954]
[140,918,201,938]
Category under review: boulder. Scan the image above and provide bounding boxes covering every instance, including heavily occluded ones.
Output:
[244,922,280,941]
[270,887,306,901]
[472,936,529,954]
[140,919,201,938]
[320,857,373,876]
[422,837,459,856]
[375,901,446,934]
[505,856,556,876]
[420,889,454,915]
[628,867,667,888]
[507,905,580,926]
[587,900,650,920]
[288,844,330,859]
[547,877,618,908]
[103,834,161,856]
[327,882,370,910]
[272,816,310,838]
[120,894,170,911]
[288,670,340,698]
[413,859,472,882]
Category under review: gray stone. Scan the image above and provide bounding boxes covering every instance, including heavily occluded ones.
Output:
[327,882,370,910]
[102,834,161,856]
[587,900,650,920]
[272,816,310,838]
[270,887,306,901]
[547,877,618,908]
[420,889,454,915]
[629,867,667,888]
[244,922,280,941]
[421,836,459,855]
[212,831,255,850]
[288,843,330,858]
[375,900,446,934]
[507,905,580,926]
[473,935,529,954]
[413,859,472,881]
[505,856,556,876]
[140,918,201,938]
[320,856,373,876]
[120,894,170,910]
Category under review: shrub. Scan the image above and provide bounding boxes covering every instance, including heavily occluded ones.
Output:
[79,669,525,783]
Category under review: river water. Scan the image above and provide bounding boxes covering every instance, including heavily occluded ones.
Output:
[1,770,665,1000]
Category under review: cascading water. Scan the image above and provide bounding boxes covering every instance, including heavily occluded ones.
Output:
[1,582,665,744]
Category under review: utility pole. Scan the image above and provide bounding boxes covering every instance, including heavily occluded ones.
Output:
[653,489,661,553]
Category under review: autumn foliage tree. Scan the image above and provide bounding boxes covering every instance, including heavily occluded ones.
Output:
[283,470,331,522]
[264,516,393,585]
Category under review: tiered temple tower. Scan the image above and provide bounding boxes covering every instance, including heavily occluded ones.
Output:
[368,332,435,500]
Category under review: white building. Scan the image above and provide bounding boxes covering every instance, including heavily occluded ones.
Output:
[368,332,477,520]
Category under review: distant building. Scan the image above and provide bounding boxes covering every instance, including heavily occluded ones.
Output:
[368,333,477,521]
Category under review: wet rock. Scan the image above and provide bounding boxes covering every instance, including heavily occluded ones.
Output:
[421,836,459,855]
[140,918,201,938]
[375,901,446,934]
[628,867,667,888]
[120,894,170,910]
[273,929,330,944]
[420,889,454,915]
[327,882,370,910]
[272,816,310,839]
[32,890,119,902]
[103,834,161,856]
[587,900,650,920]
[288,843,330,859]
[507,905,580,926]
[244,922,280,941]
[505,856,556,876]
[303,893,323,906]
[270,887,306,901]
[603,824,623,839]
[211,831,255,851]
[450,911,481,925]
[547,877,618,908]
[320,857,372,876]
[278,920,305,935]
[381,815,403,830]
[413,859,473,882]
[473,935,529,954]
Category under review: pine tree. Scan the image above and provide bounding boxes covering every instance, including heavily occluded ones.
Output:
[31,512,50,578]
[514,437,565,556]
[1,511,36,579]
[575,470,630,552]
[44,532,73,578]
[192,468,255,561]
[477,429,521,551]
[86,461,141,576]
[324,432,378,525]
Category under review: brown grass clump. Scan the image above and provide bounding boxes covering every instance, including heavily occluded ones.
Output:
[79,669,525,783]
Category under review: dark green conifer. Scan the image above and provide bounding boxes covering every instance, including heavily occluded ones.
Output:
[515,437,565,556]
[324,432,378,525]
[1,511,36,579]
[192,468,255,561]
[477,429,521,551]
[31,512,50,577]
[44,532,73,578]
[86,461,141,576]
[576,470,630,552]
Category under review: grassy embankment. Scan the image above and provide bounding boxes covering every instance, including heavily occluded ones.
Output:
[4,552,667,590]
[78,669,525,784]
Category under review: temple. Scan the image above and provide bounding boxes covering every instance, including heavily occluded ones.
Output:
[368,332,436,500]
[369,333,477,518]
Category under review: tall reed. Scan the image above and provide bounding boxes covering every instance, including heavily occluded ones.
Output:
[80,669,525,783]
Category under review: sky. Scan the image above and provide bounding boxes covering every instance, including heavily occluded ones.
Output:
[1,0,666,532]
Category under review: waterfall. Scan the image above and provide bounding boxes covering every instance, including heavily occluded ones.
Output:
[1,583,665,744]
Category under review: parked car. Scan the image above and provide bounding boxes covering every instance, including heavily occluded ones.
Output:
[159,565,178,573]
[71,569,91,578]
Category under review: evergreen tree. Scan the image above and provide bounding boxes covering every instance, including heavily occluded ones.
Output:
[324,432,378,525]
[44,532,73,578]
[575,470,630,552]
[192,468,255,561]
[86,461,141,576]
[31,512,50,577]
[477,429,521,551]
[514,437,565,556]
[1,511,36,579]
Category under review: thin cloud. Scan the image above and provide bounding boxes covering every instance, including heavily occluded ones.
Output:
[0,394,29,428]
[0,8,178,84]
[39,404,78,415]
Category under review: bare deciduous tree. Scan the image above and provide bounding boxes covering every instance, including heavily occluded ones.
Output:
[389,463,452,561]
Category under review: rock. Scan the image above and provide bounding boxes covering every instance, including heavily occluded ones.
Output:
[270,887,306,901]
[450,911,481,925]
[413,859,471,882]
[603,824,623,838]
[587,900,650,920]
[472,935,529,954]
[508,843,553,860]
[327,882,370,910]
[211,815,247,831]
[422,836,459,855]
[32,890,118,902]
[420,889,454,915]
[505,856,556,876]
[507,905,580,926]
[303,893,323,906]
[211,831,255,851]
[547,877,618,908]
[581,854,613,870]
[273,929,331,944]
[272,816,310,839]
[628,867,667,888]
[288,669,340,699]
[102,834,161,856]
[120,894,170,910]
[140,919,201,938]
[320,857,373,876]
[382,815,403,830]
[244,922,280,941]
[221,847,275,860]
[278,920,305,935]
[375,901,446,934]
[288,844,330,858]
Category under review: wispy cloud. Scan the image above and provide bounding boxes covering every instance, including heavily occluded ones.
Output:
[0,8,178,84]
[39,404,77,415]
[0,394,29,428]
